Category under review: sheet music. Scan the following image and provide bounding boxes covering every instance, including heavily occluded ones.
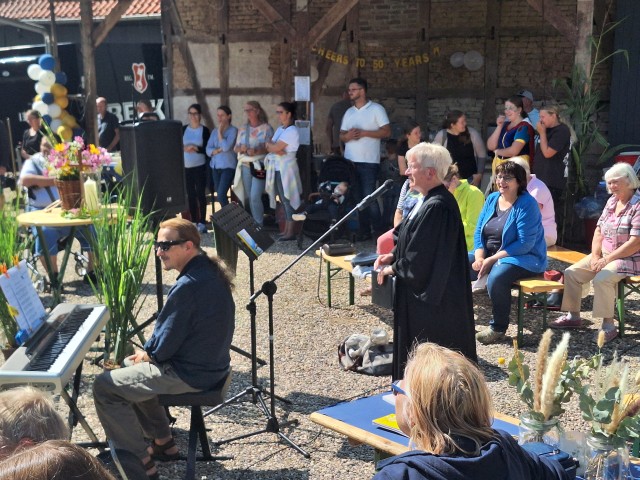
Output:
[0,260,46,334]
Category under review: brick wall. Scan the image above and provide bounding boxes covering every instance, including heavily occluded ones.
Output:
[172,0,612,156]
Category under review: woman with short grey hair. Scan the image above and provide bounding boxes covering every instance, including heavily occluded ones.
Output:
[550,162,640,343]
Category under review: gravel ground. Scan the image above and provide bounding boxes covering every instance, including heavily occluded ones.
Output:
[5,227,640,480]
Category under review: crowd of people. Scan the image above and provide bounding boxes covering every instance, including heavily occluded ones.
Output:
[7,79,640,480]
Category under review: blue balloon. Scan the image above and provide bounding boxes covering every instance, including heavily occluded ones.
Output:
[55,71,67,85]
[43,115,52,124]
[41,93,54,105]
[38,54,55,71]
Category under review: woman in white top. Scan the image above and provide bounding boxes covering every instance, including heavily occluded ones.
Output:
[265,102,302,241]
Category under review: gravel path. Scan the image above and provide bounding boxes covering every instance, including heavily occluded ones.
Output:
[5,230,640,479]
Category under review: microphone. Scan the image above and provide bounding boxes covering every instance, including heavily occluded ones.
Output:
[357,179,394,211]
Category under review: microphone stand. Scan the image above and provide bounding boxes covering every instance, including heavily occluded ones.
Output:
[211,181,393,457]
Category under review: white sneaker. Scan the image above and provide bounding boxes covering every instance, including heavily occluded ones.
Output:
[196,223,207,234]
[292,213,307,222]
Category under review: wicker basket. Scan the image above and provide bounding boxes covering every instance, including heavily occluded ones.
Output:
[54,178,82,210]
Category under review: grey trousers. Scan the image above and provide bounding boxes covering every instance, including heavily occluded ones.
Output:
[93,360,199,459]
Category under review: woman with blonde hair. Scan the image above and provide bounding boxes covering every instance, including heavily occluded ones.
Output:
[232,101,274,226]
[373,343,570,479]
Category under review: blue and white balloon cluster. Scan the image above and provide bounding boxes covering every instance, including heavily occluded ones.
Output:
[27,54,78,141]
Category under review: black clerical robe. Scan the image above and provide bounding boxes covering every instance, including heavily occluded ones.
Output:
[391,184,477,379]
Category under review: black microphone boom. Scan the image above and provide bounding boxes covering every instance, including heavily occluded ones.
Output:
[357,179,394,211]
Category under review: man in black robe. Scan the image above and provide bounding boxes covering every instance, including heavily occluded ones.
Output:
[375,142,477,379]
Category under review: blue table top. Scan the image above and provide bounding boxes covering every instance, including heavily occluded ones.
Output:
[315,392,519,447]
[315,392,640,479]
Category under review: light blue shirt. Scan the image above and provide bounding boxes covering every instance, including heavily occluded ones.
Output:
[183,125,207,168]
[207,125,238,170]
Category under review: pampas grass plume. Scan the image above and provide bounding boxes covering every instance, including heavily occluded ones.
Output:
[534,330,553,413]
[540,332,570,420]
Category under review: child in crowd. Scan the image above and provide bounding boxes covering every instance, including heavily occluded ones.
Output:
[293,181,349,224]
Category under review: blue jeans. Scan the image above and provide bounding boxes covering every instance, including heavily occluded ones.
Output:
[468,253,536,333]
[211,167,235,207]
[353,162,382,234]
[275,171,294,220]
[240,165,265,225]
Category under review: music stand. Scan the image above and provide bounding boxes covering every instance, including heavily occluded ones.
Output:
[206,203,307,456]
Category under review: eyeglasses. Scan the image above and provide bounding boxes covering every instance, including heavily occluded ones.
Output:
[496,175,515,182]
[153,240,186,252]
[188,111,200,115]
[391,380,406,397]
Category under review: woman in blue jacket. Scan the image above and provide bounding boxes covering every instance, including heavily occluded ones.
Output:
[471,161,546,344]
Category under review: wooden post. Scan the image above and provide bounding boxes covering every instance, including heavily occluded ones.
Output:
[346,5,360,79]
[416,1,430,130]
[482,0,501,140]
[218,0,230,106]
[80,0,97,145]
[575,0,595,75]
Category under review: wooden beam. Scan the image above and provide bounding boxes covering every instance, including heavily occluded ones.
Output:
[160,0,174,119]
[526,0,577,43]
[80,0,97,144]
[217,0,229,106]
[574,0,594,75]
[92,0,133,47]
[482,0,501,139]
[346,3,359,78]
[307,0,359,47]
[168,0,214,128]
[415,0,429,129]
[251,0,297,40]
[311,20,345,104]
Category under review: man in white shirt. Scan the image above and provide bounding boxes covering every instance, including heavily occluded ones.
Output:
[340,77,390,239]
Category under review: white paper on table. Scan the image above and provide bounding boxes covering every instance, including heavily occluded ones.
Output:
[472,274,488,292]
[0,260,46,334]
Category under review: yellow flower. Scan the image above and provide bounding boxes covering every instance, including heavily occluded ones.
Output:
[54,143,65,152]
[498,357,506,366]
[7,305,18,319]
[89,144,99,155]
[12,255,19,267]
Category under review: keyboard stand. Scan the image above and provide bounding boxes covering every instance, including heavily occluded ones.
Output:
[60,364,106,450]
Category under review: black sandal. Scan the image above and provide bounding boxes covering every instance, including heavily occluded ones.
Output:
[149,438,180,462]
[143,458,160,480]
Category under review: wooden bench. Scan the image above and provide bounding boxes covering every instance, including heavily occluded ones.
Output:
[316,250,356,308]
[546,244,640,338]
[514,278,564,346]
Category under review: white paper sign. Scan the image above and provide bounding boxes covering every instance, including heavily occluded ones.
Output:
[0,260,46,334]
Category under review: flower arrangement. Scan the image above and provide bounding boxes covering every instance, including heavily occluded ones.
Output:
[578,332,640,442]
[509,330,585,423]
[45,135,110,180]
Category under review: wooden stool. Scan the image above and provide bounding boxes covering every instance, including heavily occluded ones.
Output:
[515,278,565,345]
[157,371,233,480]
[616,275,640,337]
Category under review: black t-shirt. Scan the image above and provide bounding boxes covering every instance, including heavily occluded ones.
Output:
[483,204,511,256]
[532,123,571,190]
[446,132,477,179]
[22,128,44,156]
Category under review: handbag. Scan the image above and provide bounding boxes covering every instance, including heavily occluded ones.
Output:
[337,330,393,376]
[371,269,395,310]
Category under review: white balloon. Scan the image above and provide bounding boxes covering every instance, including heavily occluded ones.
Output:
[27,64,42,81]
[47,104,61,118]
[39,70,56,86]
[33,101,48,116]
[50,119,63,131]
[35,82,50,95]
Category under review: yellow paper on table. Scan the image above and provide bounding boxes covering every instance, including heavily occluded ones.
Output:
[372,413,407,437]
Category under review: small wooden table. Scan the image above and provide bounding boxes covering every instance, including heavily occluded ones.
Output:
[18,207,95,305]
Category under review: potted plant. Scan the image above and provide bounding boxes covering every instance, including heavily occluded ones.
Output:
[576,333,640,479]
[508,330,585,446]
[0,196,27,353]
[89,181,155,366]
